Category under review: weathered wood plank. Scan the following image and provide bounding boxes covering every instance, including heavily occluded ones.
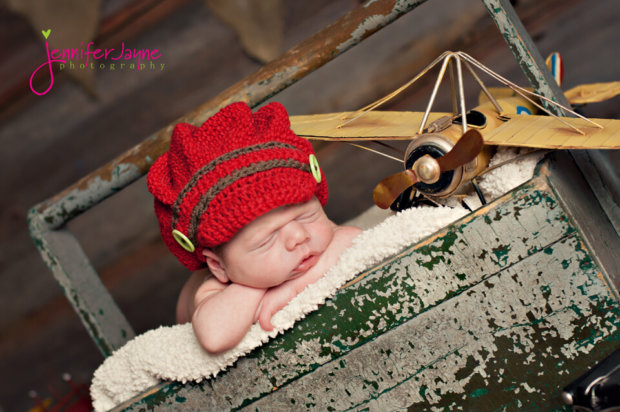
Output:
[27,215,134,356]
[117,163,619,410]
[481,0,571,112]
[547,151,620,293]
[249,235,618,410]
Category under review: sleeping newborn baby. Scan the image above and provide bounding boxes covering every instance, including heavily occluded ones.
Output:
[147,101,361,353]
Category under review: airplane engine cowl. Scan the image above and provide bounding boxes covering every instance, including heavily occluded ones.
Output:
[404,133,463,197]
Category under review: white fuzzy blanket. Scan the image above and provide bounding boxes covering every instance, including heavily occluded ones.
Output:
[90,148,542,411]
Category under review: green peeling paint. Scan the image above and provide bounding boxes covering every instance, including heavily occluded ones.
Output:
[249,186,591,388]
[491,244,511,266]
[470,388,488,398]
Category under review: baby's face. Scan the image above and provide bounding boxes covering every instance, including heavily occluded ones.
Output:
[218,197,335,288]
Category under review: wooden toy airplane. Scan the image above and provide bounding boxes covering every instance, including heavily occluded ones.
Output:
[290,51,620,210]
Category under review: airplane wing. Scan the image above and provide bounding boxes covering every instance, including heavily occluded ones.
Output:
[564,81,620,105]
[483,114,620,149]
[291,111,620,150]
[479,82,620,106]
[290,111,450,141]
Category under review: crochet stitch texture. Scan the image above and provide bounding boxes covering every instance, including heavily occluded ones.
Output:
[147,102,328,270]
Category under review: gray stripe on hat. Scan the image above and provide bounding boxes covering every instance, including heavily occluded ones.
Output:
[171,141,298,229]
[187,158,311,245]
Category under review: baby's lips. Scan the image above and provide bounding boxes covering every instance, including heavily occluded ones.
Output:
[294,253,319,274]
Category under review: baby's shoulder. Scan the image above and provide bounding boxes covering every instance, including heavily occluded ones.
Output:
[333,225,362,242]
[194,273,227,305]
[325,225,361,259]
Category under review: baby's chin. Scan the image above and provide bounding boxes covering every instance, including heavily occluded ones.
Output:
[286,271,305,281]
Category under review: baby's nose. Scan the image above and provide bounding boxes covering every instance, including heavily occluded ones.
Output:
[284,222,310,250]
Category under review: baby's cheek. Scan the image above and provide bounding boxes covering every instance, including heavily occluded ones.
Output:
[316,224,335,249]
[268,248,295,281]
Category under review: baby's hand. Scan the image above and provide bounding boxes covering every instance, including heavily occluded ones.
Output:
[257,284,297,331]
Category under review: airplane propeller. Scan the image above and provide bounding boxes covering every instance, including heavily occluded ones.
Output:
[372,129,484,209]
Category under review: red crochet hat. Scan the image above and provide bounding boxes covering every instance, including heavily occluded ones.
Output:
[147,102,328,270]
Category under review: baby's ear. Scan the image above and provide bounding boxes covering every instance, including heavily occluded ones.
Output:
[203,249,229,283]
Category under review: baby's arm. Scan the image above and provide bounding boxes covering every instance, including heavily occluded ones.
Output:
[176,270,209,324]
[192,278,267,353]
[257,225,361,330]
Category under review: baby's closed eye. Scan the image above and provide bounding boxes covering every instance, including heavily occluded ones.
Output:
[297,211,319,222]
[254,231,278,250]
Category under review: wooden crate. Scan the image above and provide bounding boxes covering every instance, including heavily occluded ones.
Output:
[115,158,619,410]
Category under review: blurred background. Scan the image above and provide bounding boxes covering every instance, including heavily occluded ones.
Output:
[0,0,618,410]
